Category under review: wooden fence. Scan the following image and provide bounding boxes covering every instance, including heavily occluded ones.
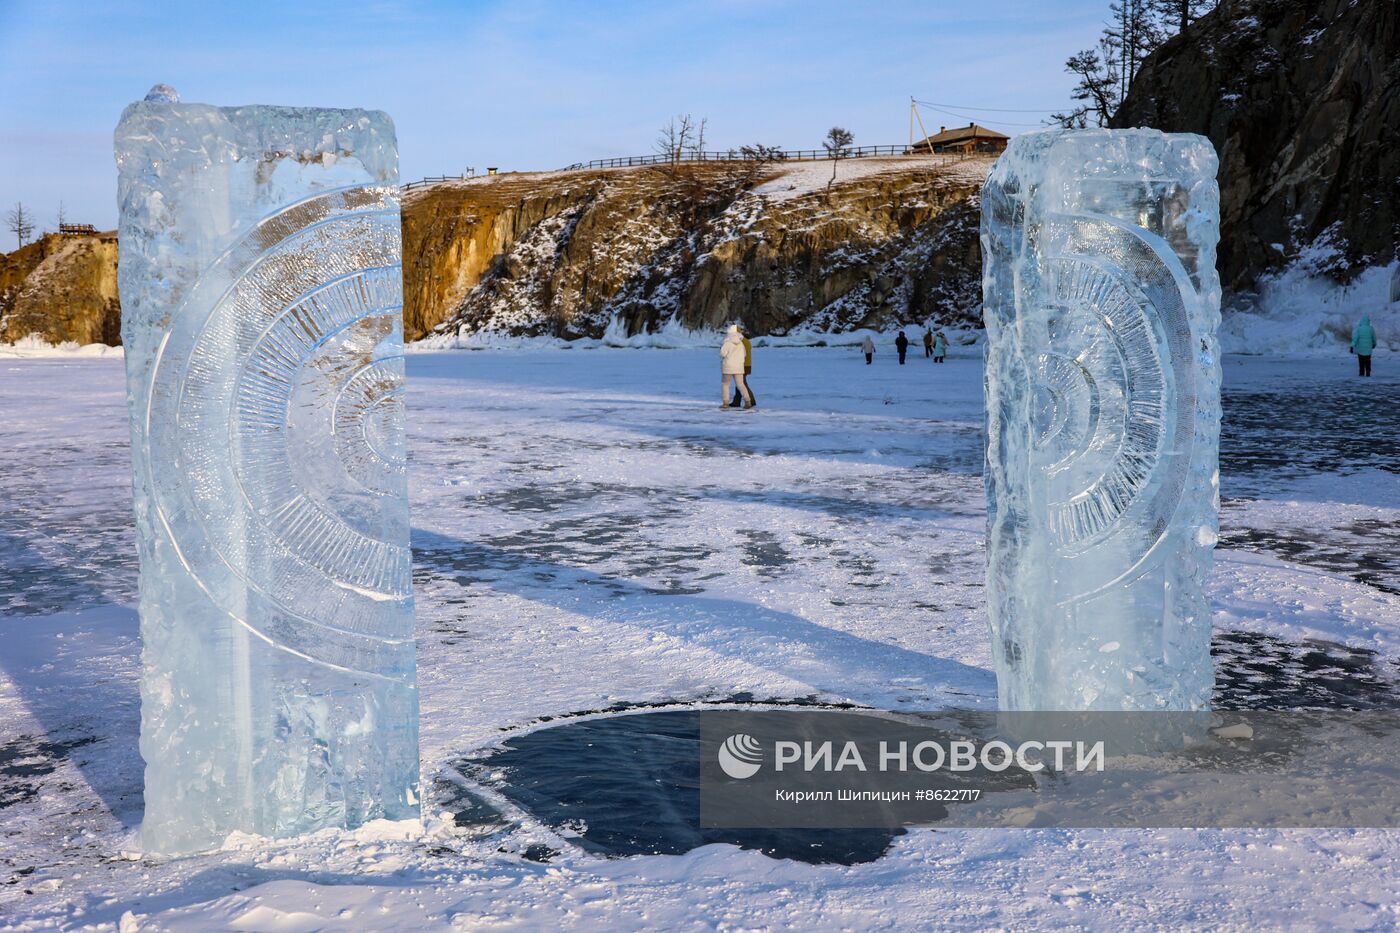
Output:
[558,145,955,171]
[401,174,476,192]
[400,145,966,192]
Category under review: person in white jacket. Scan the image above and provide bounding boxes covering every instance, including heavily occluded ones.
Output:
[720,324,754,409]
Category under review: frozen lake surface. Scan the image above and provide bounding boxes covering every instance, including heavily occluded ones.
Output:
[2,348,1399,929]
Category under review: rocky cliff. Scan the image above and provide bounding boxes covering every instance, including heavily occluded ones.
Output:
[0,232,121,346]
[1,157,990,347]
[1113,0,1399,295]
[407,155,992,342]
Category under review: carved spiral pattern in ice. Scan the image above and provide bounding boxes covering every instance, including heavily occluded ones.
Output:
[1034,212,1196,602]
[144,186,413,674]
[981,129,1220,713]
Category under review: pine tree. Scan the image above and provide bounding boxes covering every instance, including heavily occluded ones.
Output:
[1106,0,1165,100]
[1055,0,1218,127]
[823,127,855,189]
[1150,0,1216,35]
[1056,38,1122,127]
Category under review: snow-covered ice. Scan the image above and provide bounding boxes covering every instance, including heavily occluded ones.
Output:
[0,336,124,359]
[2,347,1399,929]
[981,128,1221,710]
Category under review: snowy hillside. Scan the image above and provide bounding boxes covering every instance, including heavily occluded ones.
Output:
[406,155,992,344]
[1221,252,1398,355]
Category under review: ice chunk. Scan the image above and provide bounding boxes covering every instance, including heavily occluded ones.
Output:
[980,128,1221,711]
[114,98,417,853]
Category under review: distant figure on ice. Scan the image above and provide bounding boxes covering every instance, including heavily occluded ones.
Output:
[923,328,934,358]
[730,325,756,407]
[895,330,909,365]
[721,324,754,409]
[1352,314,1377,377]
[933,331,947,363]
[861,334,875,365]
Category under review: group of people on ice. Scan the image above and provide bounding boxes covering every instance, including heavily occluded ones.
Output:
[861,328,946,365]
[720,315,1379,409]
[721,323,956,408]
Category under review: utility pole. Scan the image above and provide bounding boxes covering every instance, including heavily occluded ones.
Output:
[910,98,935,154]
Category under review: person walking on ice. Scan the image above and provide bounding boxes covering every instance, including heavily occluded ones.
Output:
[896,330,910,365]
[861,334,875,365]
[933,330,947,363]
[923,328,934,358]
[730,324,756,407]
[1352,314,1377,377]
[721,324,754,409]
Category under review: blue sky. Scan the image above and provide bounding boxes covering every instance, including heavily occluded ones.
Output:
[0,0,1107,232]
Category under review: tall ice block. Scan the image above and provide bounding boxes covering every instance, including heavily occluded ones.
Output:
[115,93,419,853]
[980,128,1221,711]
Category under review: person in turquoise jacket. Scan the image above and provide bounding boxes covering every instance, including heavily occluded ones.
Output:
[1352,315,1377,377]
[933,331,948,363]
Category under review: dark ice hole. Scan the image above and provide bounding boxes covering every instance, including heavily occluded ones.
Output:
[444,705,903,866]
[440,635,1400,866]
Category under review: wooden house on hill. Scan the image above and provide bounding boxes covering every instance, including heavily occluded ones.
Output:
[907,123,1009,155]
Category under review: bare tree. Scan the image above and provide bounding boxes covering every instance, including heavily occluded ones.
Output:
[822,127,855,189]
[689,117,708,159]
[677,115,695,159]
[655,118,678,164]
[6,202,35,248]
[654,114,697,171]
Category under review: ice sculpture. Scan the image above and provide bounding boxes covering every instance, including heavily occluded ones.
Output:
[114,88,418,853]
[981,128,1221,711]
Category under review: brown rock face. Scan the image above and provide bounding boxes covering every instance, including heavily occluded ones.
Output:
[1113,0,1399,294]
[680,163,987,337]
[401,173,604,340]
[0,233,121,345]
[2,158,990,346]
[411,157,992,341]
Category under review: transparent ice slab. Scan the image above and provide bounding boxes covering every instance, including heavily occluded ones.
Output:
[980,128,1222,711]
[114,91,418,853]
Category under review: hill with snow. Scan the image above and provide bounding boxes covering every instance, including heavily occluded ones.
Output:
[405,154,993,345]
